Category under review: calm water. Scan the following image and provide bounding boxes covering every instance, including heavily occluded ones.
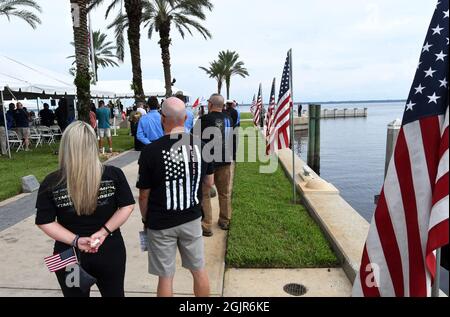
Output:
[293,102,405,221]
[289,101,448,294]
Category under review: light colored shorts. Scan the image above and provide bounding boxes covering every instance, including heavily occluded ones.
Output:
[16,128,30,140]
[147,218,205,277]
[98,128,111,138]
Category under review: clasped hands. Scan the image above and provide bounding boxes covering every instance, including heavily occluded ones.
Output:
[76,230,108,253]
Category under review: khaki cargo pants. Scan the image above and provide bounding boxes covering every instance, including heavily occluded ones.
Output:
[201,163,234,231]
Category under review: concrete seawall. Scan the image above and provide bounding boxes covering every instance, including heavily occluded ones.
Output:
[275,148,370,283]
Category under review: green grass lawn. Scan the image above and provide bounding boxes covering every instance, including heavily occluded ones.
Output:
[0,128,133,202]
[226,130,338,268]
[240,112,253,120]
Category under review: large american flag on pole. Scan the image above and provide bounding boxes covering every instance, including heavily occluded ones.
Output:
[253,84,263,127]
[250,94,256,115]
[268,51,293,152]
[266,78,277,155]
[353,0,449,297]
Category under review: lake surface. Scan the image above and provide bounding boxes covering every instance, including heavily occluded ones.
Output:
[293,102,405,221]
[288,101,448,295]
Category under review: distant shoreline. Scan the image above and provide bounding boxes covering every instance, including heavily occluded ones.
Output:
[299,99,406,105]
[239,99,406,107]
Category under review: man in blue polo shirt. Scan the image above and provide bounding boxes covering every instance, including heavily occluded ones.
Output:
[137,99,164,146]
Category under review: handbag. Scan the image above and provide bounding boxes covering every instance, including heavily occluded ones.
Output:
[72,248,97,293]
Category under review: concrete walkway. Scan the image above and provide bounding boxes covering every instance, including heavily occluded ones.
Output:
[0,152,226,297]
[0,150,352,297]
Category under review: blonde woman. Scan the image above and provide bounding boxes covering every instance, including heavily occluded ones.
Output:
[35,121,135,297]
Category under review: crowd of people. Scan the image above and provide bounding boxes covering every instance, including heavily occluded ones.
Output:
[0,98,73,154]
[34,92,241,298]
[0,97,127,156]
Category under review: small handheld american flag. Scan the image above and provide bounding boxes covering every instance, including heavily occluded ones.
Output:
[44,248,78,273]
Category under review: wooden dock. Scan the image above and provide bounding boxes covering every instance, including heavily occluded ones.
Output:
[294,107,368,131]
[299,107,368,119]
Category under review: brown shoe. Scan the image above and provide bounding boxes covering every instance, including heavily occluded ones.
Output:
[219,222,230,231]
[202,229,213,237]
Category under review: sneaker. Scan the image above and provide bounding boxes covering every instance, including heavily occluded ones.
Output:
[202,229,213,237]
[108,148,113,154]
[219,222,230,231]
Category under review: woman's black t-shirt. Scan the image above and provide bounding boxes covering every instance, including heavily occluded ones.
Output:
[35,165,135,237]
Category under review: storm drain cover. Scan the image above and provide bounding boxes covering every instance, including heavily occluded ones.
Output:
[284,283,307,296]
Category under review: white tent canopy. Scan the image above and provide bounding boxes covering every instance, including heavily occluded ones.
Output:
[0,54,113,97]
[93,80,190,98]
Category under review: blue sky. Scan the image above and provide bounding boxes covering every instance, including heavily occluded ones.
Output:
[0,0,437,102]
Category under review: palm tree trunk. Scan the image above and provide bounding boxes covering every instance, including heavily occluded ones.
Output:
[226,77,231,99]
[70,0,91,123]
[217,79,222,94]
[159,22,173,98]
[124,0,145,102]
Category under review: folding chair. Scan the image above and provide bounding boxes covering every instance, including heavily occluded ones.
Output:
[29,127,42,148]
[8,131,24,152]
[37,126,55,145]
[50,125,63,140]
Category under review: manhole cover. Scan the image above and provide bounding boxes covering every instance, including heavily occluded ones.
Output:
[284,283,308,296]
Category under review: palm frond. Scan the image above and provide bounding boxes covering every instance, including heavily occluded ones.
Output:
[0,0,42,28]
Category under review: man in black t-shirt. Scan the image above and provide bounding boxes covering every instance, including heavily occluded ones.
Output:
[137,97,214,297]
[14,102,30,151]
[192,94,235,236]
[39,103,55,127]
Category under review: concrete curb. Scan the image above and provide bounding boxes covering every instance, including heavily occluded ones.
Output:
[0,193,31,208]
[275,147,369,284]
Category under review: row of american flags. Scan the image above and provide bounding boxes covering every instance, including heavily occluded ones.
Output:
[251,50,294,156]
[251,0,448,297]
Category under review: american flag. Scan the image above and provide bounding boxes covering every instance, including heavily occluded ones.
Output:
[266,78,277,155]
[250,94,256,115]
[192,97,200,109]
[44,248,78,273]
[163,144,203,210]
[268,50,293,152]
[253,84,263,127]
[353,0,449,297]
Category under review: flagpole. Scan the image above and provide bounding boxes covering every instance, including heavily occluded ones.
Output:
[432,248,442,297]
[88,11,97,84]
[289,49,296,204]
[260,83,264,129]
[1,89,11,159]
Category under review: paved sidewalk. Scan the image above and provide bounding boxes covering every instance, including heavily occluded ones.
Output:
[0,148,352,297]
[0,157,227,297]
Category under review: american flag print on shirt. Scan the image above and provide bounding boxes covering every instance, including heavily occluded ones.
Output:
[353,0,449,297]
[163,144,202,211]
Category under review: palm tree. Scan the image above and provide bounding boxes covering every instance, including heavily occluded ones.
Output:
[90,0,146,102]
[217,50,249,99]
[0,0,42,29]
[68,30,120,80]
[143,0,213,97]
[199,60,224,94]
[70,0,91,123]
